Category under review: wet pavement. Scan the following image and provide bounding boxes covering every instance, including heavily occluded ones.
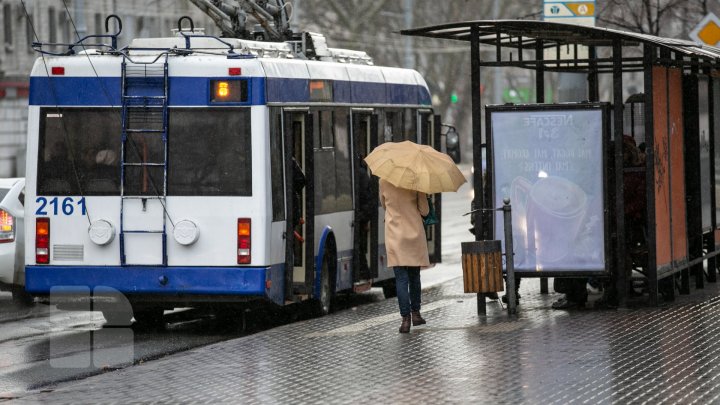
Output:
[5,272,720,404]
[7,165,720,403]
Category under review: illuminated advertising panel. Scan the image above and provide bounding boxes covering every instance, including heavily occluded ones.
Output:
[489,104,607,274]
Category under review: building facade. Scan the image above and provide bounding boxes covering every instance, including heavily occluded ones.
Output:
[0,0,218,176]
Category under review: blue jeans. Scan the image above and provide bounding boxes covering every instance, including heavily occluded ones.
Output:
[394,266,421,317]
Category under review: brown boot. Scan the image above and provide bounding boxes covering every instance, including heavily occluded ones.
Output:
[411,310,426,326]
[399,315,411,333]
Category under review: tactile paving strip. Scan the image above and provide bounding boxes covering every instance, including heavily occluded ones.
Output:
[14,277,720,404]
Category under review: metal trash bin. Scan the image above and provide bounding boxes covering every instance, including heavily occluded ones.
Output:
[461,240,504,293]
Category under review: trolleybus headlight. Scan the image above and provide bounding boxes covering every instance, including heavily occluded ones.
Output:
[237,218,251,264]
[36,217,50,264]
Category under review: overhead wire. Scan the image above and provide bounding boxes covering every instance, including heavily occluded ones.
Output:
[60,0,176,227]
[20,0,93,225]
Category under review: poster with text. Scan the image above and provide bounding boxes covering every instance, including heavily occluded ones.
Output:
[491,106,606,273]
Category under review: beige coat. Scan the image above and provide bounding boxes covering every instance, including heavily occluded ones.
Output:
[380,179,430,267]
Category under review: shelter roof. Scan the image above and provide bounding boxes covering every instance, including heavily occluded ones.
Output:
[401,20,720,62]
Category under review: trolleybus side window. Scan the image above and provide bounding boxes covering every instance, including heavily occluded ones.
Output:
[404,108,418,141]
[167,108,252,196]
[385,109,417,142]
[319,110,334,148]
[313,108,352,215]
[270,110,285,221]
[334,108,352,212]
[314,110,337,214]
[38,108,121,196]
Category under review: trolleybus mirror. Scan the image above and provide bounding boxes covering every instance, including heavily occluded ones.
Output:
[445,126,461,163]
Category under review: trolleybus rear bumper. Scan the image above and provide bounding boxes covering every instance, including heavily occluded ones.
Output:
[25,265,285,304]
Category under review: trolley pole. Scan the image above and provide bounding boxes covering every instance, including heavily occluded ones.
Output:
[503,198,517,315]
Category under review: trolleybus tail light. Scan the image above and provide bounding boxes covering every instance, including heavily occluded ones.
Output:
[228,67,242,76]
[36,218,50,264]
[51,67,65,75]
[0,209,14,243]
[237,218,251,264]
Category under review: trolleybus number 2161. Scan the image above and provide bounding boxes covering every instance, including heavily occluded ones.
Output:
[35,197,87,216]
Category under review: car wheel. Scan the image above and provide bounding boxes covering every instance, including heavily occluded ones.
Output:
[11,286,34,307]
[314,252,334,316]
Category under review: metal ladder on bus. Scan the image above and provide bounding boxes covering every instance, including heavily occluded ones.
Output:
[119,54,169,266]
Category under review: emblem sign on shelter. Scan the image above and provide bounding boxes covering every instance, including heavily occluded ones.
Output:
[543,0,595,64]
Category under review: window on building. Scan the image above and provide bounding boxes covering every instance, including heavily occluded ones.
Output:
[94,13,102,36]
[4,4,13,48]
[26,13,35,52]
[137,16,146,37]
[48,8,56,43]
[58,12,69,43]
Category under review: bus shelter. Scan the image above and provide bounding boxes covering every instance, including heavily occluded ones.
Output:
[402,20,720,306]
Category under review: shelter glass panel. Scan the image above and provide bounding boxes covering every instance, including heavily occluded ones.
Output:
[699,76,712,231]
[714,78,720,230]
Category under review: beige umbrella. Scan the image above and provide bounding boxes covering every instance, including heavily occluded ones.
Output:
[364,140,466,193]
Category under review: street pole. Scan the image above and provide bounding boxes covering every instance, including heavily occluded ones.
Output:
[492,0,502,104]
[74,0,87,40]
[403,0,415,69]
[503,199,517,315]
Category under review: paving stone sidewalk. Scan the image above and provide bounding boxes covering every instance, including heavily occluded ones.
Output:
[10,273,720,405]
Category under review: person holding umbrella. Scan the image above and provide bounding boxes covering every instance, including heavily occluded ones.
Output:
[365,141,466,333]
[380,179,430,333]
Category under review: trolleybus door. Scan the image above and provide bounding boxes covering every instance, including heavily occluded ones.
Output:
[419,111,442,263]
[351,110,379,281]
[283,110,315,298]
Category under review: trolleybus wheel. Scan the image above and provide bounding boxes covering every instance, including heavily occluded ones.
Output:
[101,308,133,326]
[133,308,165,328]
[315,251,334,316]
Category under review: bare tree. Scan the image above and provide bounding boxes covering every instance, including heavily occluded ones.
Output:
[597,0,695,36]
[295,0,530,153]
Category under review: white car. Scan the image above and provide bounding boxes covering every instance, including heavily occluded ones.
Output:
[0,178,29,305]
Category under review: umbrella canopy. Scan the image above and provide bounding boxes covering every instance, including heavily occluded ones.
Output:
[364,140,466,193]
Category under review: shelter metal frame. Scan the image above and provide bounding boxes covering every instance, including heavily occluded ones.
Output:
[402,20,720,306]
